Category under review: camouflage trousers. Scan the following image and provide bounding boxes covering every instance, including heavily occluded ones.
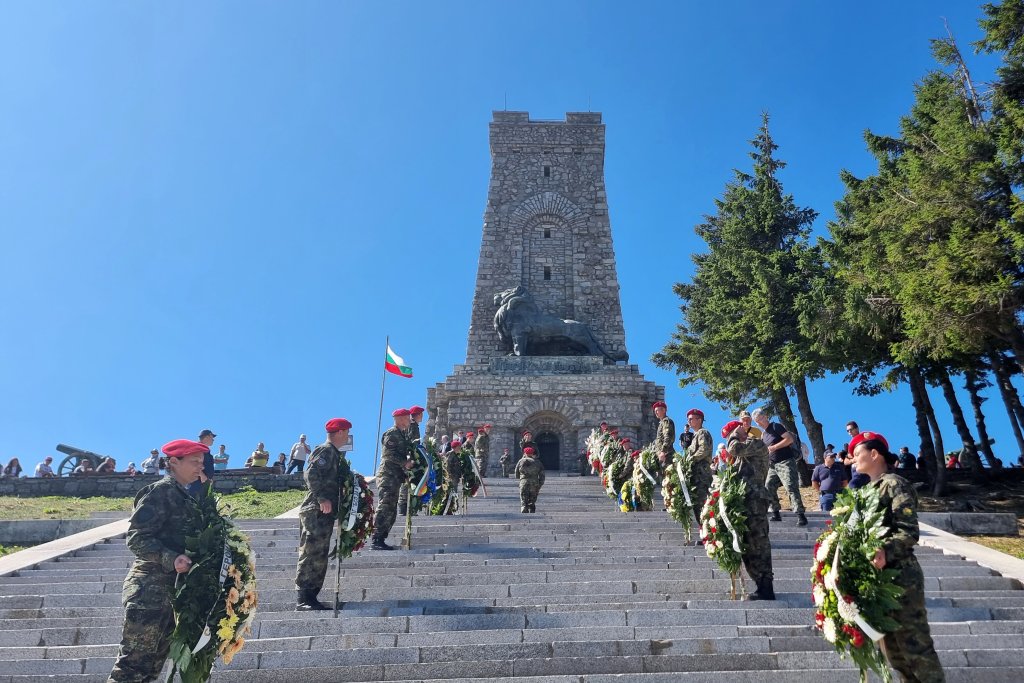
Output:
[741,491,773,583]
[397,481,410,516]
[295,509,336,591]
[882,558,945,682]
[519,480,542,511]
[475,453,489,478]
[500,462,511,478]
[689,461,713,524]
[765,458,805,514]
[440,481,461,515]
[373,464,404,542]
[108,574,174,682]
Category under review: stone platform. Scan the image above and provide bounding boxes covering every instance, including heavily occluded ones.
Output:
[1,476,1023,681]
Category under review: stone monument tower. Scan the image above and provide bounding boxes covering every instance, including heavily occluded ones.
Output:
[427,111,664,473]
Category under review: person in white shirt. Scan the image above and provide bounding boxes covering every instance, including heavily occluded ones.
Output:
[287,434,312,474]
[140,449,161,475]
[34,456,55,478]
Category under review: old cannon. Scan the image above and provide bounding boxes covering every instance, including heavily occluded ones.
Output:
[55,443,113,477]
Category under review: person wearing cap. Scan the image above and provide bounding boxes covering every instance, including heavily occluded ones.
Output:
[850,431,944,681]
[294,418,353,610]
[811,449,847,512]
[371,409,415,550]
[140,449,161,476]
[751,408,807,527]
[683,408,714,528]
[108,439,207,682]
[287,434,312,474]
[520,430,537,459]
[474,423,492,478]
[186,429,218,497]
[441,440,465,514]
[722,419,775,601]
[515,446,545,513]
[34,456,55,478]
[738,411,762,439]
[651,402,674,476]
[398,406,427,517]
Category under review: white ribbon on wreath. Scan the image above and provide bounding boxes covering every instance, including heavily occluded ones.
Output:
[717,488,742,553]
[638,453,657,486]
[825,542,886,643]
[344,472,360,531]
[674,459,693,508]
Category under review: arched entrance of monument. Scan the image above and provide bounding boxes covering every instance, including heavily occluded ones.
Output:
[535,432,560,471]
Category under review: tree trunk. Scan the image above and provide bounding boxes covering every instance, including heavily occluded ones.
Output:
[919,378,946,461]
[793,376,825,464]
[964,369,1000,468]
[909,368,944,496]
[990,351,1024,465]
[936,367,986,481]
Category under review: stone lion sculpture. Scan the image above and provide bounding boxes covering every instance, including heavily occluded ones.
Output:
[492,286,628,361]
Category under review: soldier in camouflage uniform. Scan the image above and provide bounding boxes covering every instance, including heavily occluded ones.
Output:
[684,408,713,529]
[851,431,945,682]
[651,401,674,479]
[108,439,207,683]
[520,430,537,458]
[372,409,414,549]
[724,419,775,601]
[515,446,546,513]
[441,440,465,514]
[398,406,426,516]
[474,423,492,478]
[294,418,352,610]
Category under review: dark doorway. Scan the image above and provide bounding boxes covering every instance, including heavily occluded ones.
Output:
[536,432,560,470]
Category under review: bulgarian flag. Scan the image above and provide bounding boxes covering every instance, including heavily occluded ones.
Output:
[385,344,413,378]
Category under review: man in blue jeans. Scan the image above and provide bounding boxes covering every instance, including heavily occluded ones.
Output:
[811,450,847,512]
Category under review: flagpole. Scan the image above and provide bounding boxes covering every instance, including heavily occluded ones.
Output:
[372,335,388,477]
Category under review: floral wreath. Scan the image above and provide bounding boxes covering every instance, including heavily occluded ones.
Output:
[812,486,904,681]
[700,465,748,598]
[619,447,656,512]
[661,451,695,541]
[168,486,258,681]
[333,471,375,559]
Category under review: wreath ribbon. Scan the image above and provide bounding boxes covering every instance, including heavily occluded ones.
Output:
[675,460,693,508]
[638,454,657,486]
[827,542,886,643]
[344,473,360,531]
[191,539,232,654]
[717,489,742,553]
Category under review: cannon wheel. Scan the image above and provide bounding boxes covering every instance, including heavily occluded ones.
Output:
[57,453,102,478]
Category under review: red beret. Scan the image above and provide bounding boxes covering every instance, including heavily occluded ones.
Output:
[522,430,531,436]
[409,406,425,415]
[600,421,608,426]
[721,420,743,438]
[652,401,667,409]
[849,431,889,454]
[686,408,704,420]
[450,440,462,448]
[466,431,475,437]
[484,424,492,429]
[523,447,535,455]
[161,439,209,459]
[325,418,352,433]
[610,428,619,434]
[392,408,411,417]
[631,449,641,459]
[620,437,631,444]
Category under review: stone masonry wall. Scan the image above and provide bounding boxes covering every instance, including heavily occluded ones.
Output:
[0,470,307,498]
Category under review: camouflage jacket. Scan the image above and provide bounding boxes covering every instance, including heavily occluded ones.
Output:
[125,476,196,578]
[872,472,920,567]
[445,449,464,482]
[654,417,676,457]
[407,420,421,444]
[301,441,351,516]
[726,434,769,496]
[520,437,537,454]
[515,456,545,486]
[380,426,412,470]
[686,428,713,463]
[474,432,490,457]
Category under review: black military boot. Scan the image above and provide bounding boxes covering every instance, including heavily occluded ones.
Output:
[521,506,529,513]
[770,509,782,522]
[371,537,396,551]
[746,578,776,601]
[529,504,536,513]
[796,512,808,527]
[296,589,329,611]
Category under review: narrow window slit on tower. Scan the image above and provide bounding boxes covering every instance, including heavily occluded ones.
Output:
[544,228,551,238]
[543,165,551,178]
[544,266,551,280]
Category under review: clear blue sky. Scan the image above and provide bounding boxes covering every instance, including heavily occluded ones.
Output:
[2,1,1018,476]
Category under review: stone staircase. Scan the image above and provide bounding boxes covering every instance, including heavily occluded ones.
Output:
[1,476,1024,682]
